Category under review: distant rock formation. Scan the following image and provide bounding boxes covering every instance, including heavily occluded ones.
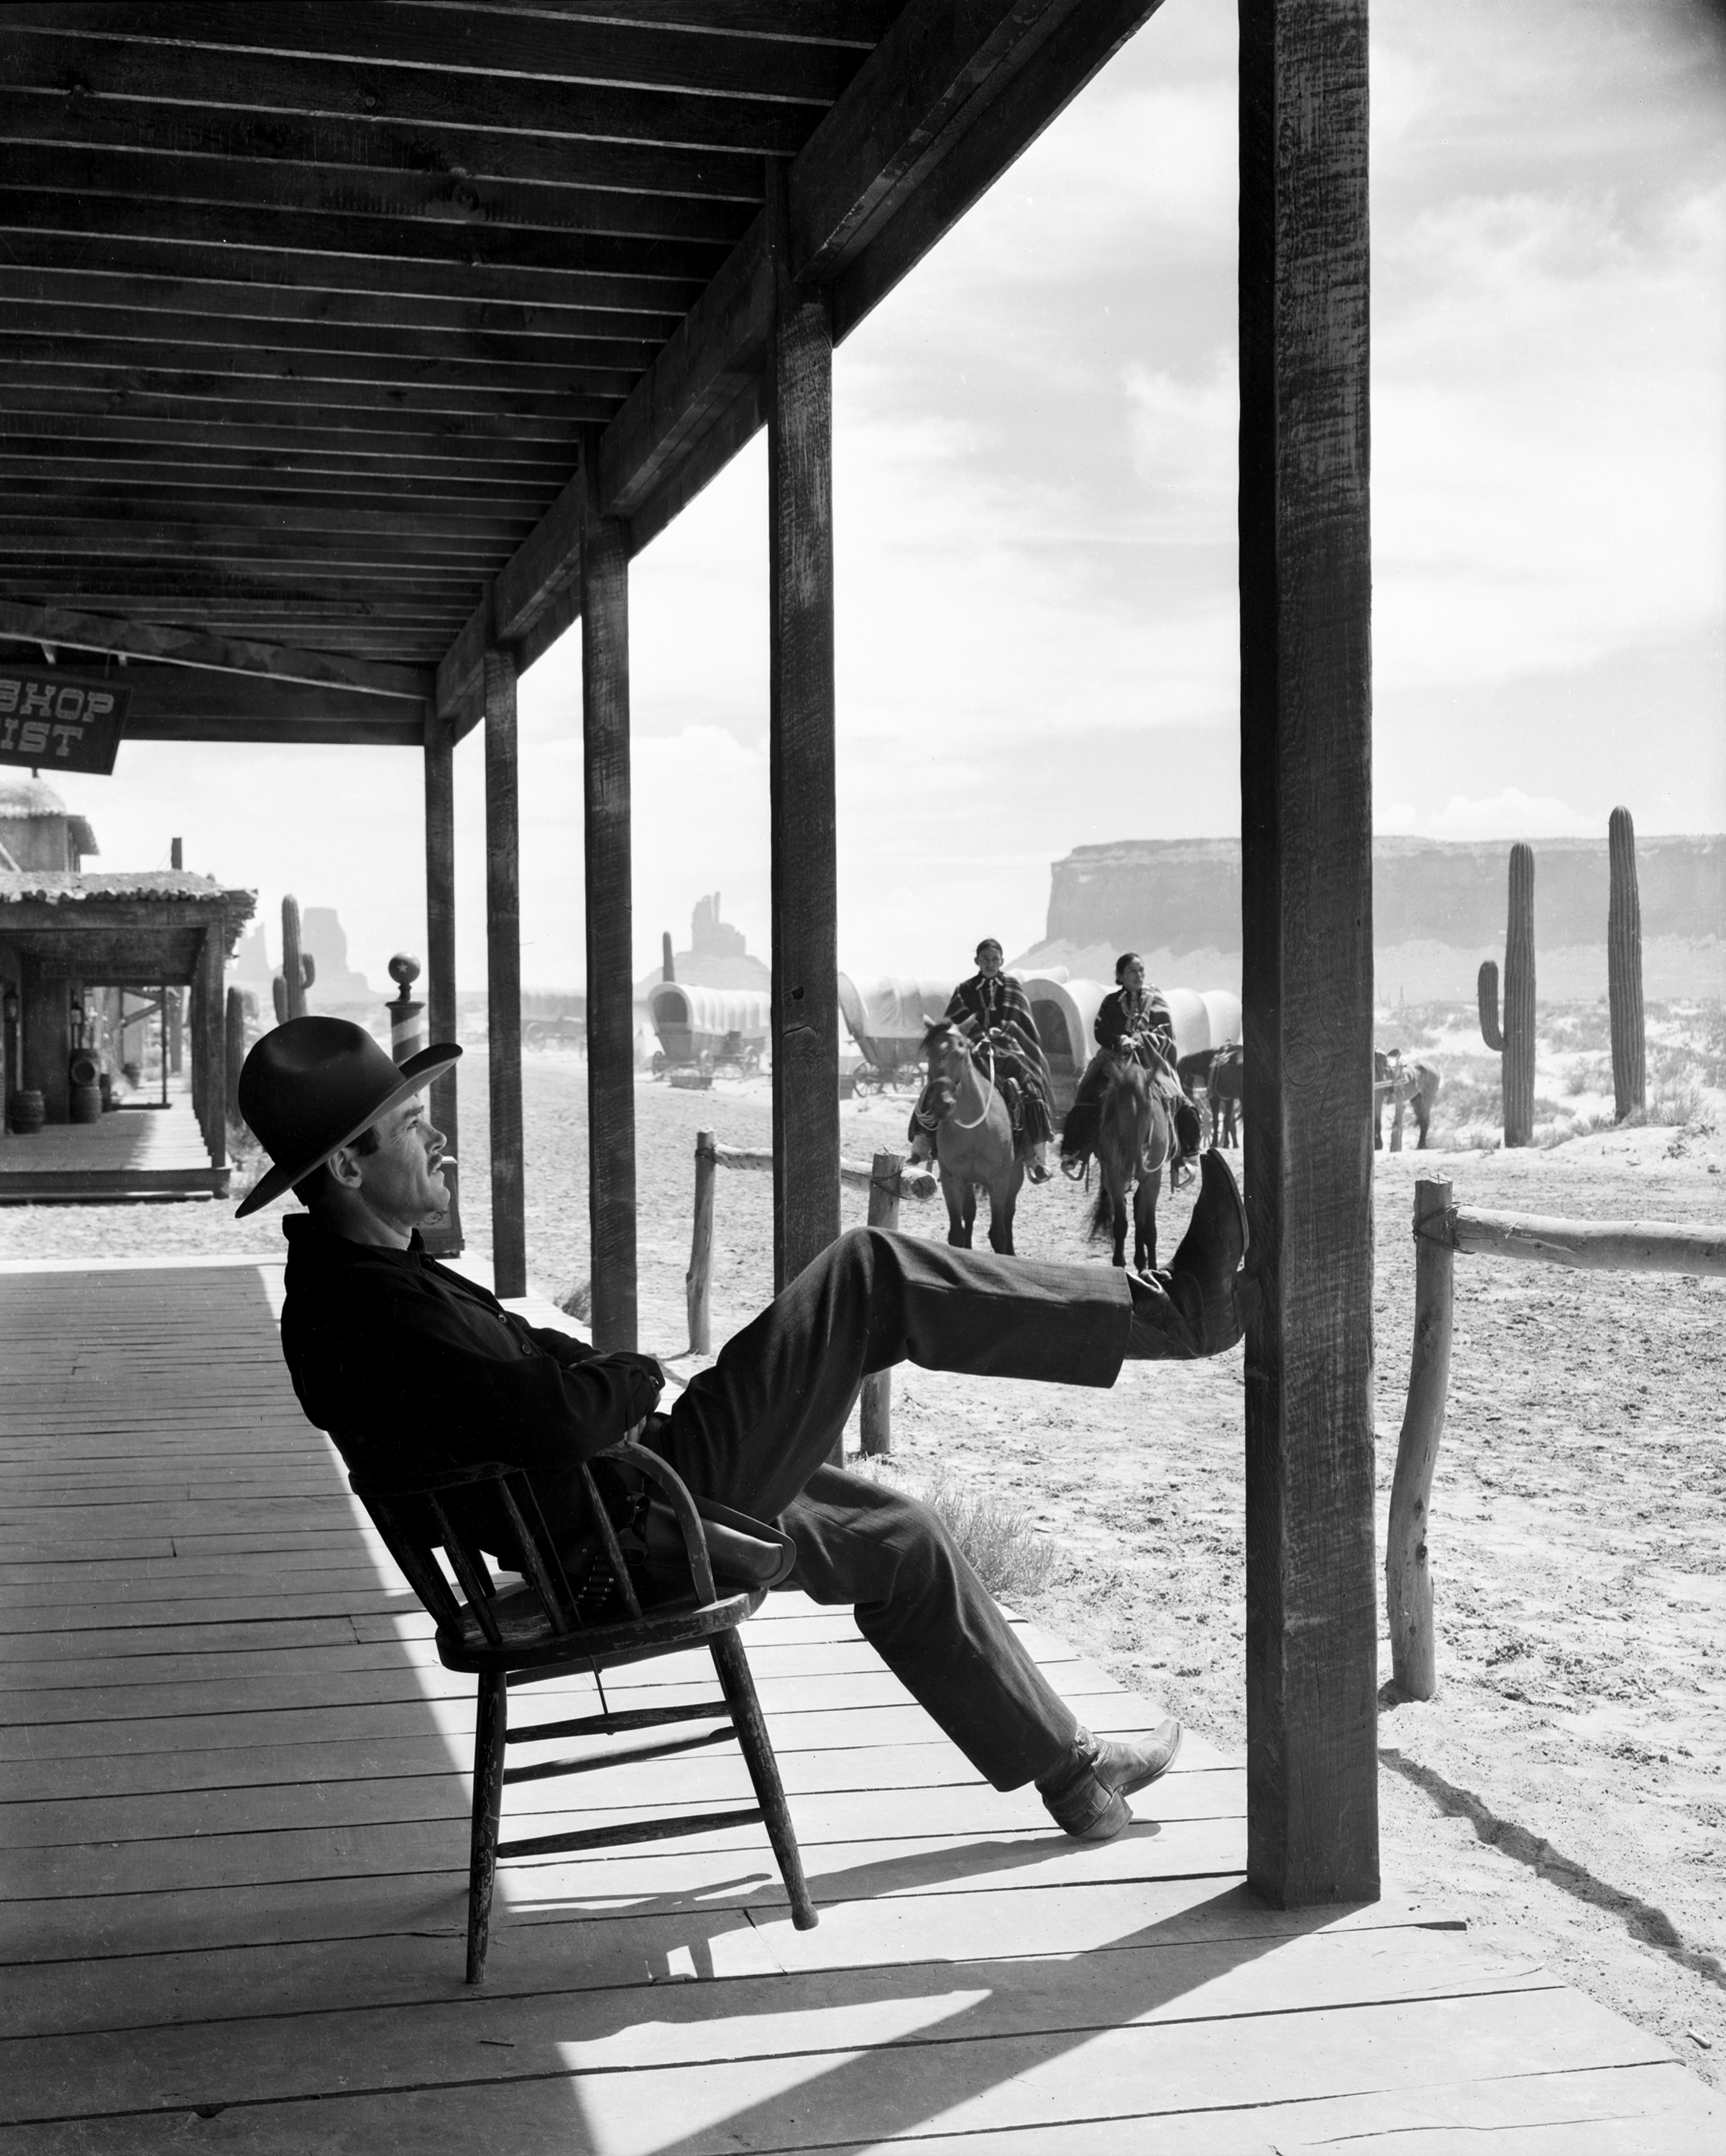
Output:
[1014,834,1725,1002]
[635,892,770,998]
[230,906,375,1008]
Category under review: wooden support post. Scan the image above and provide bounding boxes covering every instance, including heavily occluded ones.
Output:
[1387,1179,1454,1701]
[224,987,246,1125]
[858,1150,902,1457]
[581,449,638,1351]
[167,986,183,1077]
[1239,0,1378,1905]
[687,1130,717,1355]
[766,162,840,1291]
[484,643,526,1299]
[198,934,226,1172]
[423,716,463,1256]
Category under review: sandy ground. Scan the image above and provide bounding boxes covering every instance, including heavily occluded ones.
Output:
[4,1052,1722,2081]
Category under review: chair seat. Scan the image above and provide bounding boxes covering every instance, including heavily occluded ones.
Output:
[436,1580,767,1674]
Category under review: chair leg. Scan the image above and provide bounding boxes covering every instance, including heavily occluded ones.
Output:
[709,1627,818,1931]
[467,1670,509,1984]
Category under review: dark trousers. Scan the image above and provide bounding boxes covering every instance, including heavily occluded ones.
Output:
[647,1228,1130,1789]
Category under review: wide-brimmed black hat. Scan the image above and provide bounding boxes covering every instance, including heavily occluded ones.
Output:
[235,1016,460,1219]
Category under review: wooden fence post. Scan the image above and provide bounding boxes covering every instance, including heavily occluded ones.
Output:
[687,1130,717,1355]
[1387,1177,1455,1700]
[859,1150,901,1457]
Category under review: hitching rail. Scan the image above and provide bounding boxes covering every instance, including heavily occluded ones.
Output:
[1386,1176,1726,1700]
[684,1131,935,1457]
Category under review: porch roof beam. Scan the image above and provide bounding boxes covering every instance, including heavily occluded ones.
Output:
[439,0,1162,694]
[0,601,431,701]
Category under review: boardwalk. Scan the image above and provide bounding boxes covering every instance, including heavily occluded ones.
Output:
[1,1259,1717,2152]
[0,1092,224,1202]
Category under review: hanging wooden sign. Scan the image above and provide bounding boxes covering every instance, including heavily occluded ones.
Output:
[0,668,129,775]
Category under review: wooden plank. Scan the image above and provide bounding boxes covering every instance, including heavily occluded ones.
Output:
[1237,0,1378,1907]
[0,89,771,202]
[766,167,840,1290]
[0,147,753,253]
[0,1961,1640,2134]
[581,446,637,1350]
[0,602,427,699]
[484,642,527,1299]
[433,598,488,729]
[3,4,867,108]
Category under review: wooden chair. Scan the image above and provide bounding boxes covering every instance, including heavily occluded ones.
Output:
[349,1437,817,1983]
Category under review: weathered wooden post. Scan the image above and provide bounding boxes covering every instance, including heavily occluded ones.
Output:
[582,440,638,1351]
[859,1150,902,1457]
[423,712,463,1256]
[484,642,527,1299]
[1477,842,1536,1147]
[1387,1177,1455,1700]
[766,163,840,1291]
[224,987,245,1125]
[1239,0,1379,1905]
[1607,806,1645,1123]
[662,931,675,983]
[687,1130,717,1354]
[198,934,226,1174]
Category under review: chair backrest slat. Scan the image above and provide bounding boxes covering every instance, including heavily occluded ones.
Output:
[365,1499,467,1634]
[498,1472,574,1631]
[579,1460,643,1620]
[427,1491,504,1646]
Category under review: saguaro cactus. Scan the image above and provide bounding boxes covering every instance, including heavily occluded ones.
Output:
[1607,806,1645,1122]
[1477,841,1536,1146]
[276,895,316,1022]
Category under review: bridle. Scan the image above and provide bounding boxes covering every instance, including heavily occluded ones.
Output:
[945,1032,996,1130]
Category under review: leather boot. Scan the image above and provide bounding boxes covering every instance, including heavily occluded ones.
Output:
[1124,1151,1249,1360]
[1037,1720,1184,1841]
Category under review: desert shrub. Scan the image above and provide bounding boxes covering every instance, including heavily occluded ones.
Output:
[855,1460,1056,1602]
[556,1278,592,1322]
[1645,1076,1705,1128]
[1542,1003,1612,1054]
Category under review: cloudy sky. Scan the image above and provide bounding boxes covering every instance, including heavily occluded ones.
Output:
[55,0,1726,992]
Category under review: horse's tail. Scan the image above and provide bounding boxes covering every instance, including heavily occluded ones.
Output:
[1088,1179,1114,1244]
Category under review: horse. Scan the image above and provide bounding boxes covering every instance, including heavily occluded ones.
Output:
[1374,1050,1441,1149]
[919,1020,1025,1255]
[1206,1041,1243,1148]
[1088,1054,1177,1275]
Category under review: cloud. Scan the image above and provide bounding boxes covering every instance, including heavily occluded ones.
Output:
[1380,787,1592,841]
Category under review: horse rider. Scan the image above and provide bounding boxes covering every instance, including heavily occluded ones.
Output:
[238,1017,1257,1845]
[909,938,1055,1181]
[1060,951,1202,1176]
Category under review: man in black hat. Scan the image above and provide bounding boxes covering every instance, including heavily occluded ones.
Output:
[241,1016,1253,1843]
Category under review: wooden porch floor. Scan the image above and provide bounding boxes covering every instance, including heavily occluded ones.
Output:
[0,1086,225,1201]
[1,1261,1717,2153]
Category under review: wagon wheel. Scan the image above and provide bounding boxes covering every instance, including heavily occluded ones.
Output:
[524,1021,547,1052]
[851,1065,878,1096]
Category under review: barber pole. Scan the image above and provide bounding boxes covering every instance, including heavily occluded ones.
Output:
[386,952,426,1065]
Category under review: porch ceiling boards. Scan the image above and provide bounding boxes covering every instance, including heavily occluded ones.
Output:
[0,0,1158,745]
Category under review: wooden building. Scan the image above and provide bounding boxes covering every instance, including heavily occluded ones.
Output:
[0,2,1374,1907]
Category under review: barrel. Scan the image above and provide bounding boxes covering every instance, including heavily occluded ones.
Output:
[70,1083,103,1124]
[99,1072,116,1111]
[8,1089,44,1135]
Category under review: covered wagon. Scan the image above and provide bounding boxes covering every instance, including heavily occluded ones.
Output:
[836,975,955,1093]
[1022,975,1242,1114]
[646,983,770,1078]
